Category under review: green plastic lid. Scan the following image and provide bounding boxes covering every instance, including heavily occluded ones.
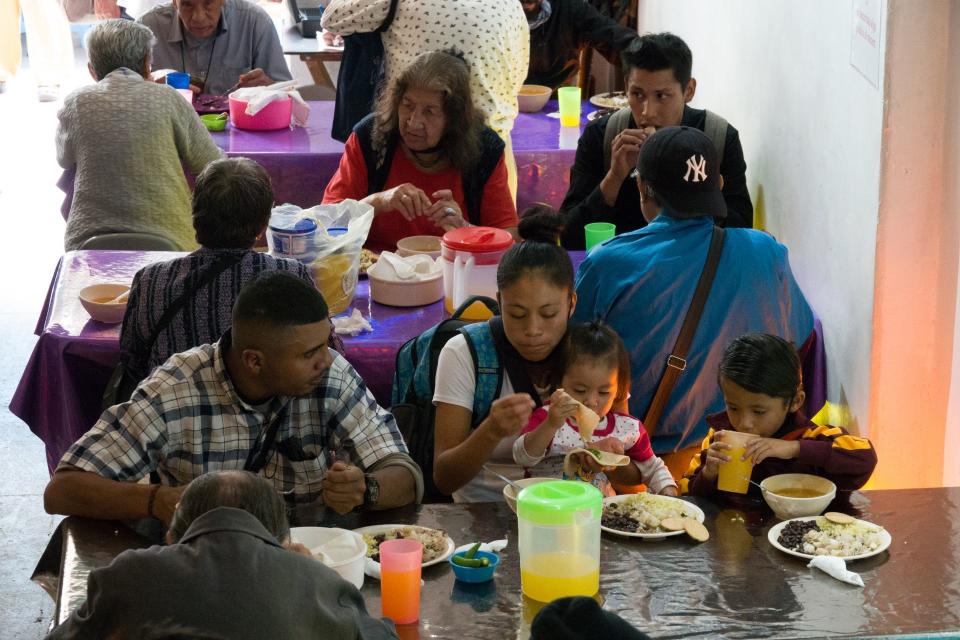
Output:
[517,480,602,525]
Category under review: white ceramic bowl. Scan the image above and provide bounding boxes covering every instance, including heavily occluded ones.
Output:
[289,526,366,589]
[368,271,444,307]
[396,235,442,259]
[517,84,552,112]
[760,473,837,520]
[78,284,130,324]
[502,477,556,514]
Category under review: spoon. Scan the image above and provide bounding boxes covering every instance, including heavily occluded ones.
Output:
[482,464,523,493]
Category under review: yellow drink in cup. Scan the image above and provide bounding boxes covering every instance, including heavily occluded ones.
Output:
[557,87,582,127]
[717,431,755,494]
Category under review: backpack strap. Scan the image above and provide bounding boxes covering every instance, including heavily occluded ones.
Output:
[602,107,635,173]
[460,322,503,428]
[703,110,728,168]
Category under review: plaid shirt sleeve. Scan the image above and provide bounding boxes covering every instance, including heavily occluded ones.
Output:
[57,383,169,482]
[322,354,408,470]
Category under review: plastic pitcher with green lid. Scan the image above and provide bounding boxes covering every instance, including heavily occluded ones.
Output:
[517,480,602,602]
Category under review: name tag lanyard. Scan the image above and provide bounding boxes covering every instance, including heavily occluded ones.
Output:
[179,27,220,92]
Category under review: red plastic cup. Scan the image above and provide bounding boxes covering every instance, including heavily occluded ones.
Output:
[379,539,422,625]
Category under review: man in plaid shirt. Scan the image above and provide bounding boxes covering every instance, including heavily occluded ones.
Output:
[44,272,423,524]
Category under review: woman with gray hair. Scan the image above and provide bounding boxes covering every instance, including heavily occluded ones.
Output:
[57,19,222,251]
[322,49,518,253]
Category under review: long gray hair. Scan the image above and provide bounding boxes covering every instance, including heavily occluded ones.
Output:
[372,49,485,172]
[86,19,155,79]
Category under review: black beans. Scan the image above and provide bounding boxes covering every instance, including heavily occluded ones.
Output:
[777,520,820,551]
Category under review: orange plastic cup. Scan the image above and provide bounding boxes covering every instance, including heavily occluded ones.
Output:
[717,431,755,494]
[380,539,422,624]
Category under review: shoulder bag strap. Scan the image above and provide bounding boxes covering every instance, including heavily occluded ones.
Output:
[142,253,244,359]
[377,0,400,33]
[642,226,726,437]
[703,110,728,168]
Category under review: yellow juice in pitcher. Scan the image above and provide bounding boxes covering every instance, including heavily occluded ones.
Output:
[520,552,599,602]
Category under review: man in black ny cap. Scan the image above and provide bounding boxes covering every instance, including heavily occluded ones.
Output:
[572,126,816,479]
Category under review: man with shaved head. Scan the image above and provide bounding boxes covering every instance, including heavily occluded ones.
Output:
[45,272,422,526]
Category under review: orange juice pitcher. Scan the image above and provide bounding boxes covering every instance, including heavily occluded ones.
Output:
[517,480,602,602]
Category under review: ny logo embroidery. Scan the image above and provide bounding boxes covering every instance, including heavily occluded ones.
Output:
[684,155,707,182]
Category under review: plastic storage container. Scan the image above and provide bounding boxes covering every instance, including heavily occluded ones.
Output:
[440,227,514,321]
[229,95,292,131]
[517,480,602,602]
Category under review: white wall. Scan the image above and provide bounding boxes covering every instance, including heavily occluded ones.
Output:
[635,0,885,434]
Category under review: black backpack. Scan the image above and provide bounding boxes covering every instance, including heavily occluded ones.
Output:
[330,0,399,143]
[390,297,502,503]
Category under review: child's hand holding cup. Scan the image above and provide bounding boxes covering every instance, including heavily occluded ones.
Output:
[714,431,757,494]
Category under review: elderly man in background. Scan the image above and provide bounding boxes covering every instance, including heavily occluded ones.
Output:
[139,0,292,94]
[47,471,399,640]
[58,19,222,251]
[522,0,638,90]
[322,0,529,197]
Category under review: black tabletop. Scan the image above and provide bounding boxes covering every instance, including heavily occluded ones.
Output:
[33,487,960,639]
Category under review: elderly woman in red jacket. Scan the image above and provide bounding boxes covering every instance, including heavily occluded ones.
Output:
[322,50,518,253]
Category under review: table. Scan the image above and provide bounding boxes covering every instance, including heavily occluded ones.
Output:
[9,249,590,473]
[31,488,960,638]
[282,26,343,90]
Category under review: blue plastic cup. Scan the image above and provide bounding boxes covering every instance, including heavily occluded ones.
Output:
[166,72,190,89]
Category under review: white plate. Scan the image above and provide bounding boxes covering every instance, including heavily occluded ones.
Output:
[353,524,456,568]
[767,516,892,562]
[601,494,706,540]
[589,91,628,110]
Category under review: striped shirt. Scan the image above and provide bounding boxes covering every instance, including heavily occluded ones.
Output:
[59,334,412,506]
[119,248,313,384]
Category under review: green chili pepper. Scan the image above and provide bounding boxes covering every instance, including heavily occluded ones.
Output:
[452,554,490,568]
[464,542,482,559]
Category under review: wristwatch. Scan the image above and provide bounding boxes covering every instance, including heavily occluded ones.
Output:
[363,473,380,509]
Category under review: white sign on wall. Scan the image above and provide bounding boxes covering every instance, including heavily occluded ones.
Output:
[850,0,884,89]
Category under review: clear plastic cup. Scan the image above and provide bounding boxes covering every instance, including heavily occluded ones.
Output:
[717,431,755,494]
[584,222,616,250]
[380,539,422,624]
[557,87,582,127]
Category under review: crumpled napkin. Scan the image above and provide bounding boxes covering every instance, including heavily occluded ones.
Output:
[331,308,372,336]
[808,556,864,587]
[230,80,310,127]
[368,252,440,281]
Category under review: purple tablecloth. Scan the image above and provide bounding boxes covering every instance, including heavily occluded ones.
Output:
[10,250,587,473]
[59,100,593,219]
[11,248,825,475]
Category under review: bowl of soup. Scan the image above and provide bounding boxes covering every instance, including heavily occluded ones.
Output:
[760,473,836,520]
[78,284,130,324]
[517,85,552,113]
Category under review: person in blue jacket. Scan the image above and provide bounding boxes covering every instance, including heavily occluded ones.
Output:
[572,126,816,478]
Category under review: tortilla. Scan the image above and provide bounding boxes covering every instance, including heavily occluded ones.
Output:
[824,511,855,525]
[575,403,601,441]
[683,518,710,542]
[563,447,630,479]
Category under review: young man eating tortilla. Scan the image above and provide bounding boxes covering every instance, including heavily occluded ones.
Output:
[559,32,753,249]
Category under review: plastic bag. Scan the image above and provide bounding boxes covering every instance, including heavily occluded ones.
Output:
[267,200,374,315]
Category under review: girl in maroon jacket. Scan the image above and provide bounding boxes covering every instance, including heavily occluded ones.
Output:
[682,333,877,498]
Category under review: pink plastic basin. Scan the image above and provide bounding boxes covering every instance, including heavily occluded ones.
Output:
[228,96,292,131]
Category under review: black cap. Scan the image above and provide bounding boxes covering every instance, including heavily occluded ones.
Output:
[637,125,727,219]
